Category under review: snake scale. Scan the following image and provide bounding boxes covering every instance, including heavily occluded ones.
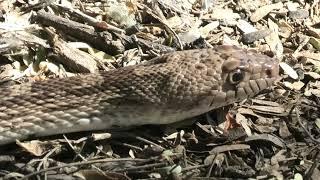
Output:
[0,46,279,145]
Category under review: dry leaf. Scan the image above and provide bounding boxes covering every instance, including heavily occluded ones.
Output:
[245,134,285,148]
[283,81,305,90]
[250,2,283,22]
[236,113,252,136]
[309,37,320,50]
[16,140,60,156]
[209,144,250,154]
[250,105,285,114]
[199,21,219,37]
[265,18,283,58]
[305,72,320,79]
[251,99,281,107]
[278,20,294,38]
[296,52,320,61]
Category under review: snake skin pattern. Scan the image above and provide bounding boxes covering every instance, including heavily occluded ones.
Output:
[0,46,279,145]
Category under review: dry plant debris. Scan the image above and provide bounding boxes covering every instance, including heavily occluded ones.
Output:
[0,0,320,179]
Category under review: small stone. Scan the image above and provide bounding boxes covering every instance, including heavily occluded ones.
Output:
[242,29,271,43]
[289,10,309,19]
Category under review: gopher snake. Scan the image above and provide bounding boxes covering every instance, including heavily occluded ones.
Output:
[0,46,279,145]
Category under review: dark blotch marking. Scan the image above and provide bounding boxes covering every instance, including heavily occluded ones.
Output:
[220,53,229,60]
[195,63,206,70]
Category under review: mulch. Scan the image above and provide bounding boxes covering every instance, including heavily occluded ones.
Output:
[0,0,319,179]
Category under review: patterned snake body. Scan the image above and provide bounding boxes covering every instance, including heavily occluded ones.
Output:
[0,46,279,145]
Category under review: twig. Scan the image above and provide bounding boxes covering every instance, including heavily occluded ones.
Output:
[135,136,165,151]
[112,141,143,151]
[206,154,217,177]
[305,149,319,179]
[63,135,105,175]
[138,3,183,50]
[36,146,60,180]
[181,164,210,172]
[54,3,125,33]
[294,107,320,144]
[116,162,168,172]
[35,10,125,55]
[22,158,148,179]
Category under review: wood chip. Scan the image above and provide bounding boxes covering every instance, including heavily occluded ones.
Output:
[280,62,299,79]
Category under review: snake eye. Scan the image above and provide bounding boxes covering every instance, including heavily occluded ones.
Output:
[229,69,245,84]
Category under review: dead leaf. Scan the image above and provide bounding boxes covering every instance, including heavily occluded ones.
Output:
[305,72,320,79]
[309,37,320,50]
[245,134,285,148]
[250,2,283,22]
[279,121,292,138]
[236,113,252,136]
[249,105,286,114]
[265,18,283,58]
[16,140,60,156]
[283,81,305,90]
[278,20,294,38]
[209,144,250,154]
[251,99,281,107]
[296,52,320,61]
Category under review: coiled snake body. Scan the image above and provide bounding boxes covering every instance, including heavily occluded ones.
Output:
[0,46,279,145]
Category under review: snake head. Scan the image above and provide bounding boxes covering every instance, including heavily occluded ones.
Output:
[217,46,279,104]
[160,46,279,116]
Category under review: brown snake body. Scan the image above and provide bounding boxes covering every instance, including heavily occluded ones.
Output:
[0,46,279,145]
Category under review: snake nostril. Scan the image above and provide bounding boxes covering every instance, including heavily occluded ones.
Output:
[266,69,272,77]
